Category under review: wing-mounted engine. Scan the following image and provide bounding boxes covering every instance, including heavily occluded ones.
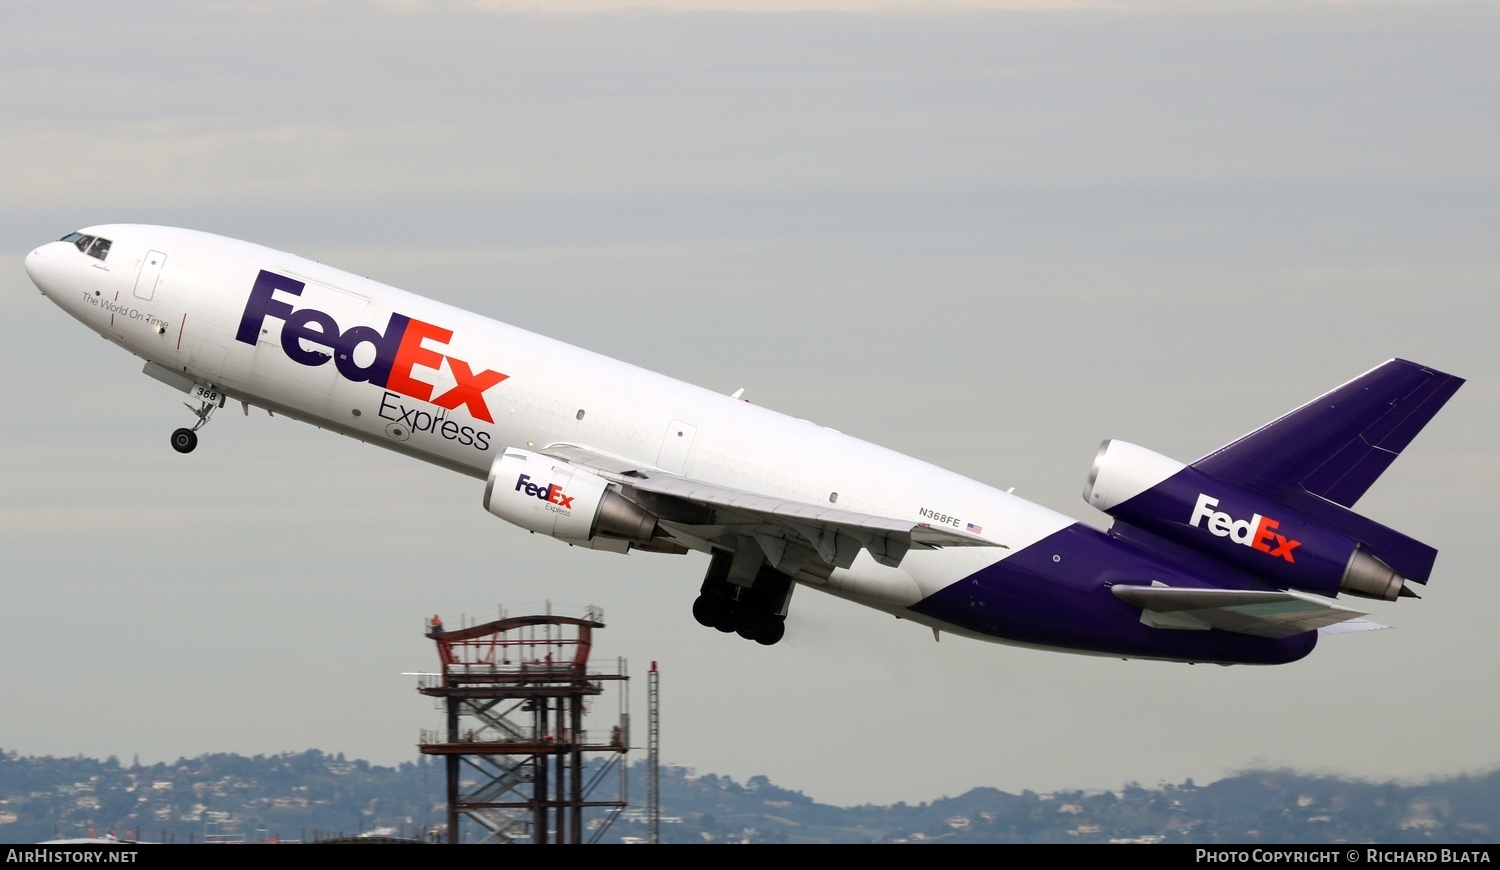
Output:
[1085,439,1419,601]
[483,447,662,549]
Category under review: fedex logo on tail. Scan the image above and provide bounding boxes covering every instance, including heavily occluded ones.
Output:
[1189,493,1300,563]
[235,270,507,423]
[516,474,574,512]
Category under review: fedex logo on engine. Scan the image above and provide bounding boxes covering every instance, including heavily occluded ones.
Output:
[516,474,574,512]
[1189,493,1300,563]
[235,270,507,423]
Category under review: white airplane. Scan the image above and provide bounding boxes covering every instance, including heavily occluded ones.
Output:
[26,226,1463,663]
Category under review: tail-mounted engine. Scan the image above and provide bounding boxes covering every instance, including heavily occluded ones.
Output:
[1085,440,1415,601]
[483,448,660,547]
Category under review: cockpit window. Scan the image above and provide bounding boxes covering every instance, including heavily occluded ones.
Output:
[59,232,111,261]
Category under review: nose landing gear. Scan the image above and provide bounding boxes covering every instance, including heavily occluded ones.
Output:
[170,390,221,454]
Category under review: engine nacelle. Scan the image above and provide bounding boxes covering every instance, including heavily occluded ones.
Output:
[1085,440,1409,601]
[483,448,659,545]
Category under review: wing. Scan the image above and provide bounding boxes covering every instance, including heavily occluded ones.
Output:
[1112,584,1371,639]
[539,444,999,574]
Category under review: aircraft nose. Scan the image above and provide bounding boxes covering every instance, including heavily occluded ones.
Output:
[25,244,59,296]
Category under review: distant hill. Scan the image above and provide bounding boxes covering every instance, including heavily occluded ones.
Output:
[2,748,1496,843]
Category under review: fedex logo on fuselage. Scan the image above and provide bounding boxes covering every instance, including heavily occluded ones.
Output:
[1189,493,1300,563]
[516,473,574,511]
[235,270,507,423]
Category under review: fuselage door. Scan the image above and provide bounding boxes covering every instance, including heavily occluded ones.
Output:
[133,250,167,300]
[657,419,698,474]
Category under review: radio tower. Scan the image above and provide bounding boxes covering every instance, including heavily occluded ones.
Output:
[648,660,660,844]
[417,606,630,843]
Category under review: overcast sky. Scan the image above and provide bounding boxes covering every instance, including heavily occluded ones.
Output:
[2,0,1496,807]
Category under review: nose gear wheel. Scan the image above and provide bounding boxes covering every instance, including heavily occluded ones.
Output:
[170,428,198,454]
[169,391,222,454]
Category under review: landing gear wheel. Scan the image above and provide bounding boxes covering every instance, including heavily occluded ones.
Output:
[736,608,776,642]
[171,427,198,454]
[735,610,785,645]
[755,618,786,646]
[692,594,727,628]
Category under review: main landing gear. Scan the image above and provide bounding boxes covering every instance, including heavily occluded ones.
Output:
[692,550,793,646]
[692,594,787,645]
[170,391,221,454]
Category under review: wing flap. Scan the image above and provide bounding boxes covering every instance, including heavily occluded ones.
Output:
[1112,584,1369,639]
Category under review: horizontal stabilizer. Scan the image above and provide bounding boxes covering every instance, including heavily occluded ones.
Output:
[1113,584,1368,639]
[1193,359,1463,509]
[1317,618,1388,636]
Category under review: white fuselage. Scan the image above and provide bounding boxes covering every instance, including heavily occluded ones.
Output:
[27,225,1078,641]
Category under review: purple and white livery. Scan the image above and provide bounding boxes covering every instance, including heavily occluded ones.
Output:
[26,226,1463,664]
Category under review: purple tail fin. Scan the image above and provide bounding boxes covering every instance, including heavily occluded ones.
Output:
[1190,359,1463,583]
[1193,359,1463,507]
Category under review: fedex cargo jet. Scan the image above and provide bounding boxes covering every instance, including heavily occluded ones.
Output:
[25,226,1463,664]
